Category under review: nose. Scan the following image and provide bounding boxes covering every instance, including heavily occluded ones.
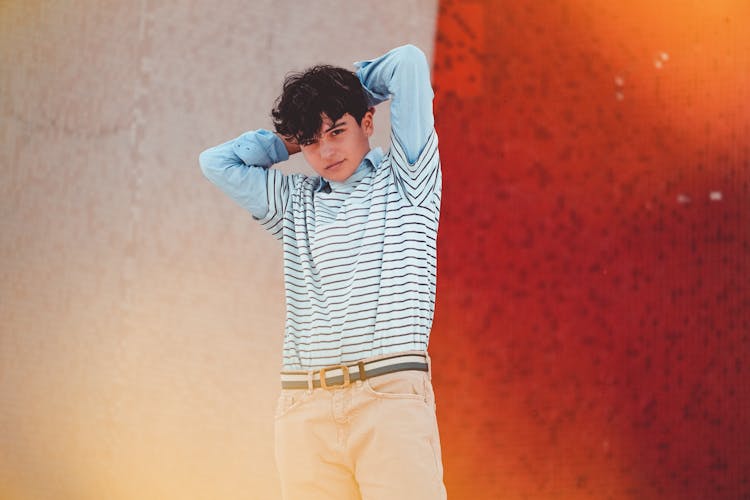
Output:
[319,139,335,159]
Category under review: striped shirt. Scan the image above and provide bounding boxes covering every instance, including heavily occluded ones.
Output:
[259,129,440,369]
[200,45,440,370]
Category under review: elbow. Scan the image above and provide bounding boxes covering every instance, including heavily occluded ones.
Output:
[393,44,430,79]
[198,148,216,179]
[397,44,427,66]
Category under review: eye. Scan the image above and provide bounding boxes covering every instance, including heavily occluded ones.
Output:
[331,129,344,136]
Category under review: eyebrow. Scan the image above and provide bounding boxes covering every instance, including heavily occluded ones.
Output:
[324,121,345,133]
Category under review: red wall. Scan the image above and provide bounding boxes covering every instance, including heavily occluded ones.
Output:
[430,1,749,498]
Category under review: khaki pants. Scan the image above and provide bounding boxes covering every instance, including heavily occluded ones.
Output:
[274,367,447,500]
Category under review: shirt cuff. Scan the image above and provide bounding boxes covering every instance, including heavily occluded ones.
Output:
[233,129,289,167]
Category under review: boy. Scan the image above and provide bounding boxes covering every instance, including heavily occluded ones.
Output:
[199,44,445,500]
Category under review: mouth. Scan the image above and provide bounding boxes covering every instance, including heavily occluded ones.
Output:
[325,160,345,170]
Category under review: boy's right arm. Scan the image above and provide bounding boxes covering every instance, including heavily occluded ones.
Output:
[198,129,291,219]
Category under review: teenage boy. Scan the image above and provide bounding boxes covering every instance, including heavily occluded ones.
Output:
[199,44,445,500]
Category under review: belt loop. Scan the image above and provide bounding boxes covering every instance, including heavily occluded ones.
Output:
[306,370,314,392]
[426,352,432,380]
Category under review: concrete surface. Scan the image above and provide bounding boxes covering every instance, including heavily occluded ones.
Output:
[0,1,437,498]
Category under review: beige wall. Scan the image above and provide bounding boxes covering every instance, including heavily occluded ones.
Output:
[0,1,437,498]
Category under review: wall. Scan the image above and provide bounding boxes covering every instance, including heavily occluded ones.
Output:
[3,1,749,498]
[0,2,437,498]
[432,1,749,498]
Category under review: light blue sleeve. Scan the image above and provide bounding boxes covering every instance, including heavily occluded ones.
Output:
[198,129,289,219]
[355,44,435,164]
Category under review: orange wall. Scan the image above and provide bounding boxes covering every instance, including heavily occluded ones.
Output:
[431,1,749,498]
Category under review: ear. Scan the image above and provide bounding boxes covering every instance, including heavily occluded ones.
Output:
[362,107,375,137]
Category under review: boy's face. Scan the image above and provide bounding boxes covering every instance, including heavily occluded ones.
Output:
[299,110,374,183]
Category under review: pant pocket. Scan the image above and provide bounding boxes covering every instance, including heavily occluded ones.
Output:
[274,389,310,419]
[363,370,428,400]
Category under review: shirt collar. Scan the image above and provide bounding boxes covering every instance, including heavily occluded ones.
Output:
[315,147,383,193]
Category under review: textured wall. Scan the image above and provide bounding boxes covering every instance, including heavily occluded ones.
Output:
[4,1,749,499]
[0,1,437,499]
[431,0,749,498]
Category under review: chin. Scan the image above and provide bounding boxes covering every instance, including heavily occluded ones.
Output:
[328,168,355,182]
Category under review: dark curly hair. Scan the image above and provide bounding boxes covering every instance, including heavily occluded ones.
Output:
[271,65,369,144]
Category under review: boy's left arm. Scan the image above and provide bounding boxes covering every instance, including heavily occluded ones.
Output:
[355,45,439,206]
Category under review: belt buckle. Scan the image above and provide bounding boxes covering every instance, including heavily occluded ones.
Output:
[319,364,350,390]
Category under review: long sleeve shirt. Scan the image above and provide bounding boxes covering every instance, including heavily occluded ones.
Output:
[199,45,441,370]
